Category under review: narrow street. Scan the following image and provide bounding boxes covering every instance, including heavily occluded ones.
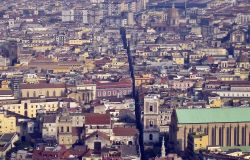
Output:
[120,27,145,160]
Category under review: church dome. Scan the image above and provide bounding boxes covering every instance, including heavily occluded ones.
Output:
[167,4,179,19]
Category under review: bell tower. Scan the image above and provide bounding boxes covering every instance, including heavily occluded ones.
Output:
[143,94,160,144]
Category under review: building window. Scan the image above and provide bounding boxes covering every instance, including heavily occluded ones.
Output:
[46,91,49,97]
[24,103,28,109]
[108,91,111,96]
[149,134,153,141]
[67,126,69,132]
[150,120,153,127]
[149,106,153,112]
[103,91,106,96]
[61,127,64,132]
[53,91,56,97]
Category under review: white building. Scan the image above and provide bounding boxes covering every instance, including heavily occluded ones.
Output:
[82,10,88,24]
[62,10,74,22]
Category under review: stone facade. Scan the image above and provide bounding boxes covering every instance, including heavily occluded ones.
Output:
[143,94,161,144]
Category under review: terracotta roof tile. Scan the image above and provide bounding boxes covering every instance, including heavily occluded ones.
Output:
[96,81,132,89]
[112,127,138,137]
[84,113,110,125]
[20,83,65,89]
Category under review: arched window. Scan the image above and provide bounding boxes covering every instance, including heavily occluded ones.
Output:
[46,91,49,97]
[33,91,36,97]
[149,134,153,141]
[24,103,28,109]
[149,106,153,112]
[150,120,153,127]
[53,90,56,97]
[108,91,111,96]
[103,91,106,96]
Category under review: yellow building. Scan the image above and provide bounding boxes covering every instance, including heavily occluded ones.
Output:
[219,75,235,81]
[0,110,17,134]
[84,60,95,72]
[0,80,10,90]
[2,99,59,118]
[188,132,209,151]
[120,2,128,12]
[23,74,40,84]
[32,46,53,52]
[173,57,184,65]
[234,68,249,80]
[57,114,75,148]
[20,83,65,98]
[80,27,91,33]
[68,39,91,45]
[74,47,81,53]
[53,66,71,73]
[69,39,84,45]
[209,99,222,108]
[135,74,153,86]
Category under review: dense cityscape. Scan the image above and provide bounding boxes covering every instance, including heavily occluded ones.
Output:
[0,0,250,159]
